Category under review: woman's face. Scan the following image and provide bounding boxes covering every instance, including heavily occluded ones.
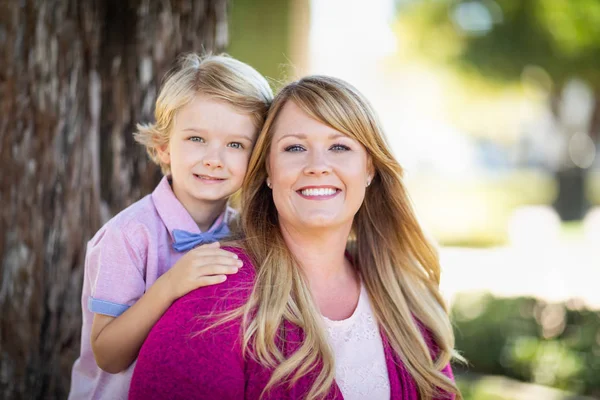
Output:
[268,101,373,232]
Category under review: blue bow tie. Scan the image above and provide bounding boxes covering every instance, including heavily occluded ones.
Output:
[171,223,231,252]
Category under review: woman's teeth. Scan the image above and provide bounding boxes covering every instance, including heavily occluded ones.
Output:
[300,188,337,196]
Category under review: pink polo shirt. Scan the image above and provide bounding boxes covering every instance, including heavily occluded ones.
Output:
[68,176,235,400]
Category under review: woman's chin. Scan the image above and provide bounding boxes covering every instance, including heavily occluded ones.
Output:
[294,213,349,230]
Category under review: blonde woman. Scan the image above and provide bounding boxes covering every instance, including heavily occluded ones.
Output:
[130,76,462,400]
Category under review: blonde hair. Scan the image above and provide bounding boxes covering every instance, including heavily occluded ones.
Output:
[237,76,462,399]
[134,53,273,175]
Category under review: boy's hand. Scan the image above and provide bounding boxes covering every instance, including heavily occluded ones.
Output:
[159,242,242,303]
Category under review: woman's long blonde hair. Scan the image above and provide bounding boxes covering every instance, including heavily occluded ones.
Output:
[238,76,461,399]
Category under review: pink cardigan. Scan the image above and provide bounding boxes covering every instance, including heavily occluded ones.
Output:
[129,247,455,399]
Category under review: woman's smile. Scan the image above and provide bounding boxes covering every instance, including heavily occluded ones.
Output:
[268,101,372,230]
[297,186,341,200]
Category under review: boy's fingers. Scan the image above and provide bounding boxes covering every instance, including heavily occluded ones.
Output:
[190,247,237,258]
[196,264,240,276]
[196,275,228,287]
[195,255,242,266]
[198,241,220,248]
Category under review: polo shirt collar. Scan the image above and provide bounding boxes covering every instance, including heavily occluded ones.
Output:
[151,176,233,241]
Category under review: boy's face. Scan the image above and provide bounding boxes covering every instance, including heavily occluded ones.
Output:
[158,95,257,216]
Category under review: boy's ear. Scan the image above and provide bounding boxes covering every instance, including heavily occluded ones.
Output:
[156,143,171,165]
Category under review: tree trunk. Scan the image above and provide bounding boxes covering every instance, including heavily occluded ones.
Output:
[0,1,227,398]
[553,167,589,221]
[589,90,600,142]
[550,88,599,221]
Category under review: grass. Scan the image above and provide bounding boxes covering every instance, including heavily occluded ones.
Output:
[456,373,595,400]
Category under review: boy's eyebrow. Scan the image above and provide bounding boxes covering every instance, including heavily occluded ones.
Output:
[229,133,255,142]
[182,127,208,133]
[182,128,254,142]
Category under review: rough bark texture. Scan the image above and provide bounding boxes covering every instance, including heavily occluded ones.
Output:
[0,1,227,398]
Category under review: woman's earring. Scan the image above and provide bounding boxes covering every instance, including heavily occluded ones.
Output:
[366,179,371,187]
[266,178,272,188]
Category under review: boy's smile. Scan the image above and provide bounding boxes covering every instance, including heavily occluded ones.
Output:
[193,174,226,184]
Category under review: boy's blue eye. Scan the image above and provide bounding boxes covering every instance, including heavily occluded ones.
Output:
[331,144,350,152]
[189,136,205,143]
[284,144,305,152]
[228,142,244,149]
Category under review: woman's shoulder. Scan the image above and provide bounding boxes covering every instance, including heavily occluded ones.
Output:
[140,246,257,356]
[131,246,254,399]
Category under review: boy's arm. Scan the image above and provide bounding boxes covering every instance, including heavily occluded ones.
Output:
[90,242,242,373]
[90,281,170,374]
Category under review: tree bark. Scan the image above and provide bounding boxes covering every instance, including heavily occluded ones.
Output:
[0,1,227,398]
[589,90,600,142]
[549,88,600,221]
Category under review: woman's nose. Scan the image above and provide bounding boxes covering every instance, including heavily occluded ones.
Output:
[303,151,332,175]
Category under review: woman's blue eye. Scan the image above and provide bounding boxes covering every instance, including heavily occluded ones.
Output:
[189,136,205,143]
[331,144,350,151]
[284,145,305,152]
[228,142,244,149]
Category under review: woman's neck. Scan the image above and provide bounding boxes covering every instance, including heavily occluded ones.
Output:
[279,222,355,285]
[280,222,361,319]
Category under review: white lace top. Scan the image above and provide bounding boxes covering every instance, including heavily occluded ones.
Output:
[322,285,391,400]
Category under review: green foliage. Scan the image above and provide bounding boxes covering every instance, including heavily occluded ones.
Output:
[407,170,556,247]
[452,293,600,396]
[398,0,600,88]
[456,374,591,400]
[227,0,292,87]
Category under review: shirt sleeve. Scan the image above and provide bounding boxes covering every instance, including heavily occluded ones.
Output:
[129,247,254,400]
[86,222,147,317]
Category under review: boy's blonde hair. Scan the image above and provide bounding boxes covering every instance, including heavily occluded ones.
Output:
[134,53,273,175]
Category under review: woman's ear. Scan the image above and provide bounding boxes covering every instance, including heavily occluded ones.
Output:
[265,153,272,180]
[367,156,376,184]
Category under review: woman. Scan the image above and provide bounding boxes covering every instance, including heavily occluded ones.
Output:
[129,76,462,400]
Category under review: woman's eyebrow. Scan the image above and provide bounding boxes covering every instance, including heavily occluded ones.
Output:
[277,133,307,143]
[277,132,348,143]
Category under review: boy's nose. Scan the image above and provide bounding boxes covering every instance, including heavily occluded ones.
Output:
[203,157,223,169]
[202,148,224,169]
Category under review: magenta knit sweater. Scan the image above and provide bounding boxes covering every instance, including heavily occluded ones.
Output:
[129,247,455,400]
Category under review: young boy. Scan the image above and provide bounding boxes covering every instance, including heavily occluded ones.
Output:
[68,53,273,400]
